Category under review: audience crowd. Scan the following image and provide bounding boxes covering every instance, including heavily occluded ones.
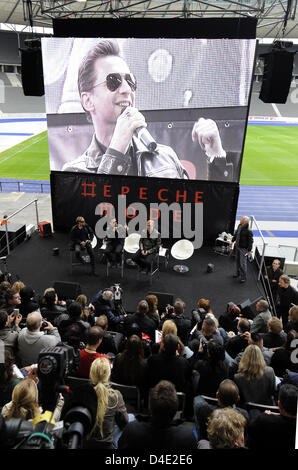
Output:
[0,278,297,451]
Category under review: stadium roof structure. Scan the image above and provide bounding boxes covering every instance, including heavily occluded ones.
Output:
[0,0,297,40]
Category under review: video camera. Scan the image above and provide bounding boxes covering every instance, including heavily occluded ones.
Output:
[110,283,126,316]
[0,343,96,449]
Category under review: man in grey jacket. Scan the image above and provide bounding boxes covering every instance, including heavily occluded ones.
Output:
[17,310,61,367]
[250,299,272,334]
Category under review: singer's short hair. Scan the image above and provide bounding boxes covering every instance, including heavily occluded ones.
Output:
[78,39,120,122]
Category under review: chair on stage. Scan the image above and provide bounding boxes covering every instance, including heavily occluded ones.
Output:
[137,251,160,285]
[69,236,97,274]
[171,240,194,273]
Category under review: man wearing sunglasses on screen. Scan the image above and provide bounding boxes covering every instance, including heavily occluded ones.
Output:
[62,39,227,179]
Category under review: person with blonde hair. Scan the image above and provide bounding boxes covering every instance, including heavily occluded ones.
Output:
[198,407,247,449]
[87,356,129,449]
[284,304,298,334]
[11,281,25,293]
[1,378,41,421]
[234,344,276,405]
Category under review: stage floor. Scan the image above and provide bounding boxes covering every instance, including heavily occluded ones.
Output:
[5,231,265,317]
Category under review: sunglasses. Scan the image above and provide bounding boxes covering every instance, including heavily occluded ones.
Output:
[92,73,137,92]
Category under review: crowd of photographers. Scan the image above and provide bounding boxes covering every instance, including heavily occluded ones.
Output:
[0,278,297,450]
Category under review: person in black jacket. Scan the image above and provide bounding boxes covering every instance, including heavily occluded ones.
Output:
[132,220,161,274]
[70,216,97,275]
[264,258,283,304]
[91,289,127,333]
[124,300,156,343]
[276,275,298,328]
[161,299,191,345]
[230,216,253,283]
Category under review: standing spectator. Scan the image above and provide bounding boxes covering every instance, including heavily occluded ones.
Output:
[276,275,298,327]
[76,326,107,378]
[247,384,298,450]
[41,290,67,325]
[86,357,129,449]
[234,344,276,405]
[231,215,253,284]
[198,407,247,449]
[17,311,61,367]
[250,299,272,334]
[118,380,197,450]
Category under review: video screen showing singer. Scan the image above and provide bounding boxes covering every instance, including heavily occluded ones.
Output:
[62,39,229,179]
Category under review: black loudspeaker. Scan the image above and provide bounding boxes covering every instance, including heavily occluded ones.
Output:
[0,223,26,255]
[53,281,81,301]
[21,47,44,96]
[239,296,263,319]
[207,263,214,273]
[146,291,174,313]
[259,49,295,103]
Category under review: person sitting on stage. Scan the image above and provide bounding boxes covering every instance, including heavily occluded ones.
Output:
[104,217,126,267]
[132,220,161,274]
[70,216,97,276]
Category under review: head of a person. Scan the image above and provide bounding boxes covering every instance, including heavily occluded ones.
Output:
[0,349,14,386]
[147,220,154,234]
[207,340,225,364]
[68,301,83,319]
[5,289,21,307]
[86,326,104,348]
[0,281,11,294]
[207,407,246,449]
[96,314,108,331]
[20,286,34,303]
[4,378,39,421]
[238,344,266,380]
[198,298,212,313]
[76,294,88,309]
[256,299,269,312]
[202,317,217,338]
[278,384,298,418]
[145,294,158,314]
[163,334,179,357]
[44,290,56,309]
[26,311,42,332]
[288,305,298,324]
[136,300,149,316]
[76,216,85,228]
[237,318,250,334]
[0,310,8,330]
[42,287,56,305]
[173,299,185,317]
[227,303,241,320]
[78,39,135,125]
[279,274,291,289]
[240,216,250,227]
[126,322,142,340]
[217,379,240,407]
[205,313,219,329]
[101,289,114,304]
[249,332,263,349]
[267,317,283,335]
[123,334,144,360]
[149,380,178,425]
[272,259,281,271]
[12,281,25,293]
[161,320,177,340]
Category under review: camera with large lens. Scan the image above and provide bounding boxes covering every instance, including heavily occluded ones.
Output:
[166,304,175,315]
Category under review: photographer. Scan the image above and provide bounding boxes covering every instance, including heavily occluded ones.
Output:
[17,311,61,367]
[160,299,191,345]
[91,288,127,332]
[0,309,22,355]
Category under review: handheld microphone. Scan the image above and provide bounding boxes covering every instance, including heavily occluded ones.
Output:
[121,106,157,152]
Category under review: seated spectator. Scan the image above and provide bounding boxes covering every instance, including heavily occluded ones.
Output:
[189,317,224,352]
[58,301,90,348]
[0,309,22,355]
[161,299,191,345]
[11,281,25,294]
[144,294,160,328]
[284,305,298,334]
[152,319,193,359]
[250,299,272,334]
[193,379,249,441]
[76,294,95,326]
[247,384,298,450]
[218,302,241,335]
[111,334,146,390]
[17,311,61,367]
[95,315,122,355]
[124,300,156,343]
[270,330,298,377]
[118,380,197,450]
[0,281,11,307]
[0,350,22,410]
[198,407,247,449]
[260,317,287,348]
[191,339,229,397]
[234,344,276,405]
[3,288,21,311]
[118,322,151,359]
[146,334,192,393]
[229,331,273,377]
[1,378,41,421]
[19,286,39,319]
[41,290,67,325]
[85,356,129,449]
[224,318,250,359]
[76,326,107,378]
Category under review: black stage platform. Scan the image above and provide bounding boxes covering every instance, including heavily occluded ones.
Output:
[5,231,265,318]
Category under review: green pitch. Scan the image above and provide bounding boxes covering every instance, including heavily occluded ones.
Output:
[0,125,297,185]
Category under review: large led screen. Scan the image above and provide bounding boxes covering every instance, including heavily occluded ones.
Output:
[42,37,256,182]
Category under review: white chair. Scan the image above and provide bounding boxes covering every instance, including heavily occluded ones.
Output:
[171,240,194,273]
[124,233,141,266]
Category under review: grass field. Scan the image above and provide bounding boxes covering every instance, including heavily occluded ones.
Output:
[0,125,297,185]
